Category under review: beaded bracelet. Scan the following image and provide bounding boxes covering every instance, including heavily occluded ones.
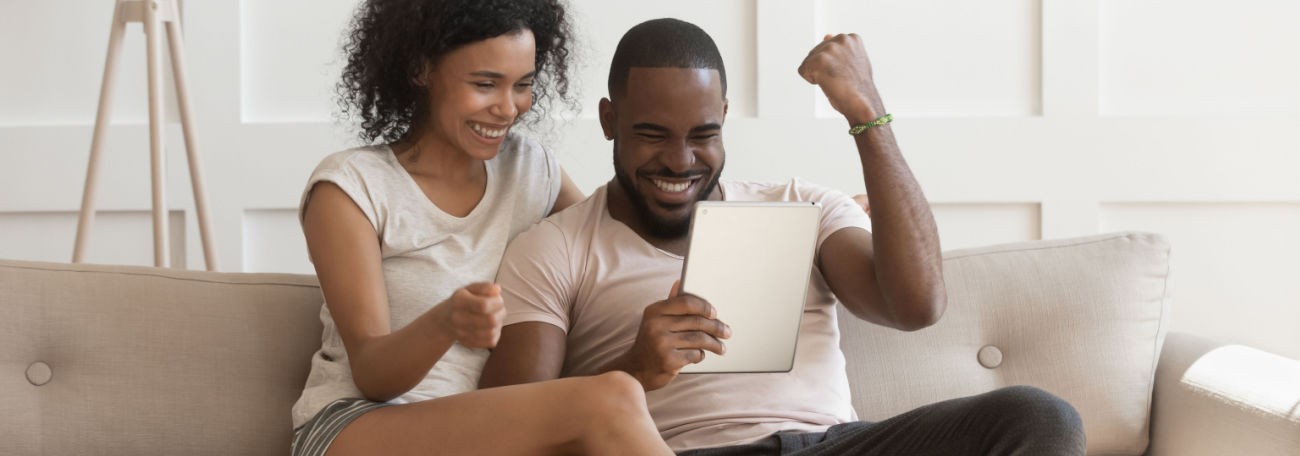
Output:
[849,113,893,135]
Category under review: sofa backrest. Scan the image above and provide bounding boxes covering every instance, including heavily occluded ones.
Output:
[839,232,1171,455]
[2,231,1170,455]
[1,260,324,455]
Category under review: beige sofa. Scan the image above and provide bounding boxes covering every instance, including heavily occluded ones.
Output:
[3,232,1298,455]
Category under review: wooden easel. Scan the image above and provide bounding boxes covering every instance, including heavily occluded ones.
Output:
[72,0,218,270]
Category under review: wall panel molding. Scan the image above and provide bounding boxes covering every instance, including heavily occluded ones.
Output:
[814,0,1044,118]
[0,210,186,267]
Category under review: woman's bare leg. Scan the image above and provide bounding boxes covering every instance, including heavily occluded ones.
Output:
[326,372,672,455]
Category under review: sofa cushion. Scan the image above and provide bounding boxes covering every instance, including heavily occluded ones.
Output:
[0,260,323,455]
[838,232,1171,455]
[2,232,1170,454]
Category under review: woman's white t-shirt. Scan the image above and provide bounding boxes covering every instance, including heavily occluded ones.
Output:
[291,133,562,429]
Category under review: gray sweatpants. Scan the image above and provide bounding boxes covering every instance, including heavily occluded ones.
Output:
[678,386,1087,456]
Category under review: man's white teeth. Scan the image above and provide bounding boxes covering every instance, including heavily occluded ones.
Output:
[653,179,690,193]
[471,123,506,138]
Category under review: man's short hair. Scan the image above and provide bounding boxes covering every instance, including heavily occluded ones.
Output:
[607,18,727,100]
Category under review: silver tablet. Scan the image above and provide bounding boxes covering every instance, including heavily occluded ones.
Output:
[678,201,821,374]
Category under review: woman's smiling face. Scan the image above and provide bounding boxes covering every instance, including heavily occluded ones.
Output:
[420,29,537,160]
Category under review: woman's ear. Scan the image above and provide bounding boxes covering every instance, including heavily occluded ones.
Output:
[411,60,434,87]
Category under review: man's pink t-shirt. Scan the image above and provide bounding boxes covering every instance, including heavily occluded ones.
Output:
[496,179,872,451]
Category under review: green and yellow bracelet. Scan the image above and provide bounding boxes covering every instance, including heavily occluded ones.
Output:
[849,113,893,135]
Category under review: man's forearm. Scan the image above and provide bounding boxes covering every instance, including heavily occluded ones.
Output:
[852,122,946,315]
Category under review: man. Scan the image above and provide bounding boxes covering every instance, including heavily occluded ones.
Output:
[481,18,1085,455]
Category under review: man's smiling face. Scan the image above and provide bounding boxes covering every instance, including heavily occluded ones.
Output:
[602,67,728,238]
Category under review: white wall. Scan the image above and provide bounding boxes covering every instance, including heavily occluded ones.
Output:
[1,0,1297,358]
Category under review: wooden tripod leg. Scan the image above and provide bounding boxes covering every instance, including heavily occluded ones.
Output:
[73,1,129,263]
[144,0,169,267]
[165,19,219,271]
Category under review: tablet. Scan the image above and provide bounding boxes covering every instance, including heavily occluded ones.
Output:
[678,201,821,374]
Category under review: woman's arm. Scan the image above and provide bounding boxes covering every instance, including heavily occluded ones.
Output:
[303,182,504,402]
[549,168,585,216]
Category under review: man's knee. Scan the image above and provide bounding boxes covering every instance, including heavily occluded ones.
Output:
[982,385,1086,453]
[985,386,1081,423]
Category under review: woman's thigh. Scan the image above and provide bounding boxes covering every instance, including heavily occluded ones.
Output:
[325,373,641,456]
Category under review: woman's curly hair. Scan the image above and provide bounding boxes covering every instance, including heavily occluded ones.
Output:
[337,0,577,145]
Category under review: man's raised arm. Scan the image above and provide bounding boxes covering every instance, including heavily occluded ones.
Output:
[799,33,946,331]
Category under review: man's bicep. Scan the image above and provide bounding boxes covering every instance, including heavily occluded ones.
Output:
[482,221,576,388]
[495,222,575,328]
[819,226,892,327]
[480,322,566,388]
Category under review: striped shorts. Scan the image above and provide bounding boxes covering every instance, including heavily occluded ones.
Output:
[291,398,389,456]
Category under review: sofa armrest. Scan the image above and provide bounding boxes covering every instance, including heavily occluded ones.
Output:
[1147,332,1300,456]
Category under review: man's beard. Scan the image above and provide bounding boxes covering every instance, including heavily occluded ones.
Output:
[613,154,723,239]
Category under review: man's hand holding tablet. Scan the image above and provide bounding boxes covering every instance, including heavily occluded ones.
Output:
[606,201,822,391]
[616,280,732,391]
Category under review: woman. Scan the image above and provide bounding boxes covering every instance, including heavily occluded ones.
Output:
[290,0,672,455]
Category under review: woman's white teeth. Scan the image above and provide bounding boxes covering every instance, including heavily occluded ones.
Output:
[653,179,690,193]
[471,123,506,138]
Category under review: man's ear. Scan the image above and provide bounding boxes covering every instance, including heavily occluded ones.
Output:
[598,97,615,140]
[722,98,729,120]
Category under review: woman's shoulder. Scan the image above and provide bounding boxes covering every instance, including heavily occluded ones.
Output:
[313,145,393,175]
[305,145,405,195]
[496,131,551,165]
[493,131,561,207]
[299,146,393,229]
